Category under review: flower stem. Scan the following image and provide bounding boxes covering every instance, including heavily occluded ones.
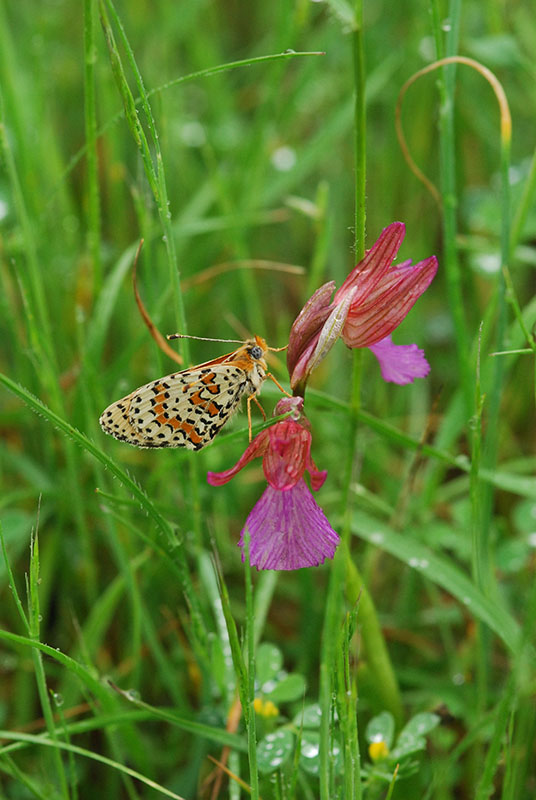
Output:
[320,5,366,797]
[435,1,474,419]
[244,538,260,799]
[353,1,366,259]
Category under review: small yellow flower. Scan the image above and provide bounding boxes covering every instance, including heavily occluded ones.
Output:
[253,697,279,718]
[368,739,389,761]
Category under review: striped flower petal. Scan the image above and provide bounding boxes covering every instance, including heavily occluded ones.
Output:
[239,480,339,570]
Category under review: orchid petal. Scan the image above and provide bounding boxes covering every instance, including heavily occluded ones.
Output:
[368,335,430,384]
[273,396,305,419]
[287,281,335,377]
[307,286,357,377]
[334,222,406,307]
[207,429,270,486]
[289,337,319,391]
[306,455,328,491]
[342,255,438,348]
[263,420,312,490]
[239,480,339,570]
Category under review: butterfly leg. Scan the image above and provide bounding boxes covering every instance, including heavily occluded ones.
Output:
[266,372,291,397]
[247,394,267,441]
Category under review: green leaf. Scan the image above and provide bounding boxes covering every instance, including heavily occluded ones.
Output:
[513,498,536,534]
[390,735,426,761]
[0,373,175,544]
[299,731,342,777]
[352,511,521,654]
[293,703,323,729]
[268,673,307,704]
[366,711,395,749]
[401,712,440,739]
[389,714,440,761]
[256,643,283,686]
[257,729,294,774]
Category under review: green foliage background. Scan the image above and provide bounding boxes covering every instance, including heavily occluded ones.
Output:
[1,0,535,798]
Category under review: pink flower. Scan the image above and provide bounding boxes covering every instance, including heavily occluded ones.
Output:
[207,397,339,571]
[287,222,438,392]
[368,335,430,385]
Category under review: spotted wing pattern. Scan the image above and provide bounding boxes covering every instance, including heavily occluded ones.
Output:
[99,364,249,450]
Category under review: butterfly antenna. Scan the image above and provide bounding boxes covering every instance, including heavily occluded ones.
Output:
[167,333,245,344]
[268,344,288,353]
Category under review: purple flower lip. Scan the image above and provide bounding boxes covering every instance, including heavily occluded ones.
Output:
[207,399,338,571]
[287,222,438,390]
[368,335,431,385]
[239,479,339,571]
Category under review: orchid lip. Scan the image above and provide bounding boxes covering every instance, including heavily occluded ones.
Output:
[239,480,339,571]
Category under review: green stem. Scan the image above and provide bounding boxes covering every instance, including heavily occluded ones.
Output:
[102,0,189,351]
[353,2,366,257]
[319,549,343,800]
[510,144,536,254]
[100,0,206,547]
[345,553,403,726]
[321,4,367,796]
[84,0,102,295]
[480,129,511,551]
[244,539,259,799]
[0,86,97,604]
[470,326,485,593]
[28,533,70,798]
[434,0,473,418]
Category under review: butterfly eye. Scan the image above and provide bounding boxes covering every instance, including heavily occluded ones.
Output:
[250,345,263,360]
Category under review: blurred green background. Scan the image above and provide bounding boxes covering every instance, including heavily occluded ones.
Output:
[1,0,535,797]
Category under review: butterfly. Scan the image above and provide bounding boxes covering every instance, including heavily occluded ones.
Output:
[99,335,288,450]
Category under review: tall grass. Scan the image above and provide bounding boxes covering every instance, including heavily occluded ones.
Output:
[1,1,535,798]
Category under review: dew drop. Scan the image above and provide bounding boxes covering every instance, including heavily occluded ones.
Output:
[271,146,296,172]
[301,741,319,758]
[52,692,64,707]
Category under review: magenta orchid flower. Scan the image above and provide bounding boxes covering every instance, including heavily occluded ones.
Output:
[287,222,438,393]
[207,397,339,571]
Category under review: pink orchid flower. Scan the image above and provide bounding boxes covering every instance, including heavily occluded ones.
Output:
[207,397,339,571]
[287,222,438,393]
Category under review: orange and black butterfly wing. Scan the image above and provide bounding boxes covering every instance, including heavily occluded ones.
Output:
[99,364,249,450]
